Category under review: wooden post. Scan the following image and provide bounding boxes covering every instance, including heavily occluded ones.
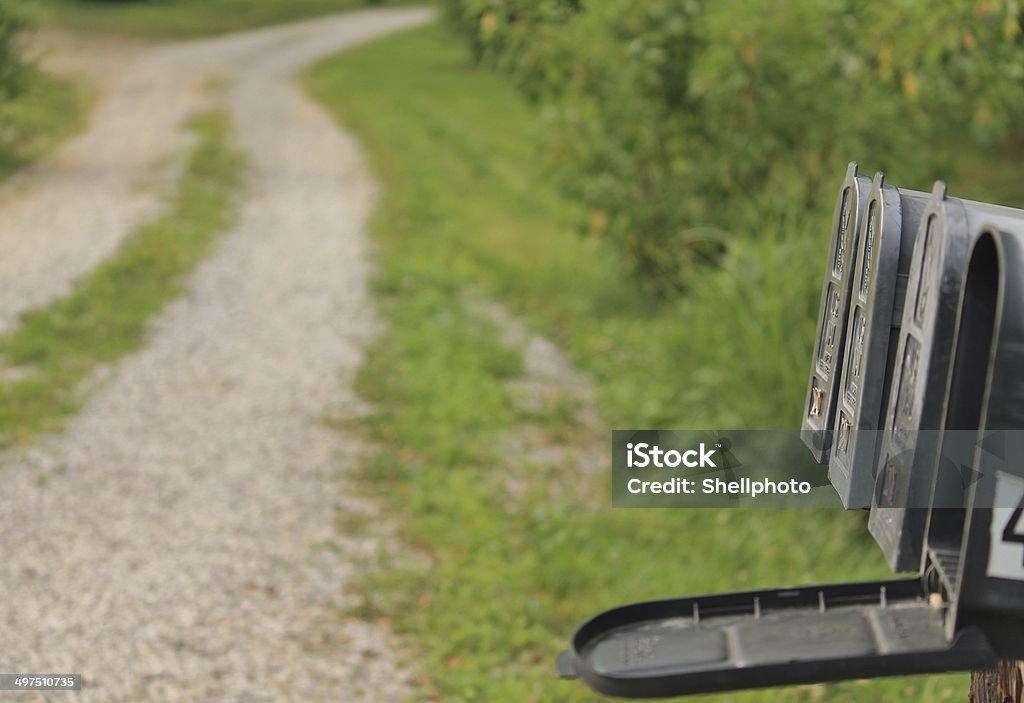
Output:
[971,661,1024,702]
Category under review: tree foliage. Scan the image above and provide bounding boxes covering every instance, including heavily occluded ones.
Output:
[442,0,1024,295]
[0,0,29,102]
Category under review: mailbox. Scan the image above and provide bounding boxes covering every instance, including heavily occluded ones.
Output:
[829,173,930,509]
[922,224,1024,659]
[869,186,1024,572]
[801,162,873,462]
[557,164,1024,697]
[556,217,1024,699]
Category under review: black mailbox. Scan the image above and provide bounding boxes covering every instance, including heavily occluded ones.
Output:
[922,224,1024,660]
[829,173,930,509]
[557,174,1024,699]
[869,186,1024,572]
[802,163,872,462]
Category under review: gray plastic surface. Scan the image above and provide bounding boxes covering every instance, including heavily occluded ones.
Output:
[559,578,995,698]
[830,175,929,509]
[870,186,1024,572]
[802,163,873,462]
[940,227,1024,658]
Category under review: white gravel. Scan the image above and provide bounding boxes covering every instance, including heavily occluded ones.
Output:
[0,8,432,701]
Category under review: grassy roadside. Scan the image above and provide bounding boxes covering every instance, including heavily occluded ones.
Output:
[307,24,966,703]
[0,110,245,446]
[33,0,413,38]
[0,71,90,183]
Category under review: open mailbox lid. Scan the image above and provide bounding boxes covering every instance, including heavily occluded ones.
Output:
[557,577,994,698]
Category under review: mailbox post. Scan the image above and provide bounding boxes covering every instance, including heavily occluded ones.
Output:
[971,662,1024,702]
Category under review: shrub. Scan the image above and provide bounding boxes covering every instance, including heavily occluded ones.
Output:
[444,0,1024,295]
[0,0,30,102]
[0,0,33,157]
[439,0,582,73]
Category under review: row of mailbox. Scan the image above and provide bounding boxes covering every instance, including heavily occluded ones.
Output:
[802,164,1024,613]
[557,164,1024,698]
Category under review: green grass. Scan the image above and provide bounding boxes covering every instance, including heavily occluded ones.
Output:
[33,0,412,38]
[0,109,245,445]
[306,23,975,702]
[0,71,90,183]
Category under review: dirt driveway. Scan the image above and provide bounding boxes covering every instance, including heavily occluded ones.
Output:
[0,8,432,701]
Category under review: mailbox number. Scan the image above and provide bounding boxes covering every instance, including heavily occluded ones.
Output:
[988,472,1024,580]
[1002,502,1024,565]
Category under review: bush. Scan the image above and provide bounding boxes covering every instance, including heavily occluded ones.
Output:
[0,0,30,102]
[0,0,33,159]
[444,0,1024,296]
[439,0,582,74]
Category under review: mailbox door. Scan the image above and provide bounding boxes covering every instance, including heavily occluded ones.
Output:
[869,184,970,572]
[557,578,994,698]
[830,178,929,509]
[802,163,872,462]
[920,228,1003,630]
[873,197,1024,573]
[952,228,1024,658]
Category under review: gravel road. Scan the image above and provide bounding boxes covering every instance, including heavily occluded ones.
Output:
[0,33,199,335]
[0,8,432,701]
